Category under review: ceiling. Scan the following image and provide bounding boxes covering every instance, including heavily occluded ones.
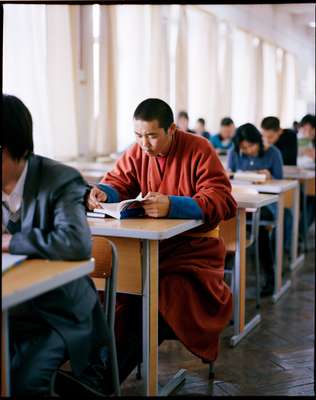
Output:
[274,3,315,28]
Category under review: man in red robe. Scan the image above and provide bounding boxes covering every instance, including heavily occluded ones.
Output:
[86,98,237,382]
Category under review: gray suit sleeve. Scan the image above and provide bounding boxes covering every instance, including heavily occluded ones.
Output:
[10,177,92,260]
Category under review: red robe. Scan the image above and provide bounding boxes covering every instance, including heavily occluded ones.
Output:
[101,129,237,361]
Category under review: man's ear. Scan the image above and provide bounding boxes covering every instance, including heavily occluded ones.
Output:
[167,123,177,135]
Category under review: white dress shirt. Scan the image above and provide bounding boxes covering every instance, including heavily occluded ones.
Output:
[2,161,28,232]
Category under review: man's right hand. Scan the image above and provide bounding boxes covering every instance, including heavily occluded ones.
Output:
[87,186,108,210]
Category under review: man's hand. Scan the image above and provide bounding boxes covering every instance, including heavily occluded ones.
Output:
[2,234,12,252]
[258,169,272,180]
[86,186,108,210]
[142,192,170,218]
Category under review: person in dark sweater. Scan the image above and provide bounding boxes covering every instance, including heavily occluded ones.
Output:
[261,116,298,166]
[176,110,195,133]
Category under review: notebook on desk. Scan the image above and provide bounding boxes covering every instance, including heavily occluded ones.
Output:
[2,253,27,274]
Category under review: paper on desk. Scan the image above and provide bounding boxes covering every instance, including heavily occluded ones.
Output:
[2,253,27,273]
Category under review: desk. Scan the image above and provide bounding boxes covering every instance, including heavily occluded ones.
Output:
[228,192,278,346]
[88,218,203,396]
[66,161,115,185]
[232,179,299,303]
[283,166,315,253]
[1,258,94,397]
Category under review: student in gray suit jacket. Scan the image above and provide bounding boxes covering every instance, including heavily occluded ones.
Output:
[2,94,110,396]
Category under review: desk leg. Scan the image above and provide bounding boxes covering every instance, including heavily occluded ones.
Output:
[1,311,10,396]
[290,184,305,272]
[302,181,309,252]
[272,193,291,303]
[142,240,158,396]
[230,209,261,347]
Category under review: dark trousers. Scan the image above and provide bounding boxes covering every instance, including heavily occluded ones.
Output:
[9,303,67,396]
[258,207,275,286]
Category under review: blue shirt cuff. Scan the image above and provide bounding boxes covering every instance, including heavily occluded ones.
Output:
[168,196,203,219]
[97,183,120,203]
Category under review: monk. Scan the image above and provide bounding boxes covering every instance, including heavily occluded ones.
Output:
[86,98,237,381]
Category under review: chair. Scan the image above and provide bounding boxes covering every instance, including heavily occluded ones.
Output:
[52,237,121,397]
[90,235,121,396]
[227,187,262,309]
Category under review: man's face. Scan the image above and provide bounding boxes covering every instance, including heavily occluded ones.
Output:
[195,122,204,134]
[301,123,315,140]
[261,129,280,147]
[220,124,235,140]
[240,140,259,157]
[134,119,175,157]
[177,116,189,132]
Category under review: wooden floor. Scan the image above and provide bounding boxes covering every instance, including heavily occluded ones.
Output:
[121,225,315,396]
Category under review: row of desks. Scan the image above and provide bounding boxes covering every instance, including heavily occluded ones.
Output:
[2,162,314,396]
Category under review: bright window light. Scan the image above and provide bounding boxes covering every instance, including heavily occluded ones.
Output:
[308,21,316,28]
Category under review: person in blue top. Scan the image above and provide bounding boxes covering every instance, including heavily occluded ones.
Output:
[227,123,286,296]
[211,117,235,154]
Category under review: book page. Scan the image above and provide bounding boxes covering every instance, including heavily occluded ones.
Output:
[2,253,27,273]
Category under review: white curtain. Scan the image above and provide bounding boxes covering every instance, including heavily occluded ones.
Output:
[217,21,233,123]
[262,42,279,118]
[186,6,219,132]
[231,29,262,127]
[3,5,78,160]
[280,52,296,128]
[174,5,188,116]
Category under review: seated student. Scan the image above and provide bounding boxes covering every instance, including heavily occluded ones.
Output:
[176,110,195,133]
[2,94,111,397]
[193,117,211,140]
[261,116,298,166]
[211,117,235,154]
[299,114,316,233]
[292,120,299,134]
[299,114,316,162]
[227,123,284,296]
[86,98,237,383]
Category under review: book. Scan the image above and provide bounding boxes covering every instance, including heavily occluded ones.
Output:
[92,196,145,219]
[2,253,27,274]
[232,171,267,183]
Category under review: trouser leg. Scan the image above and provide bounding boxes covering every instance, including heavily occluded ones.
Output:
[10,307,67,396]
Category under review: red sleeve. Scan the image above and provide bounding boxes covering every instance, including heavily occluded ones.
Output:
[192,145,237,227]
[100,147,141,201]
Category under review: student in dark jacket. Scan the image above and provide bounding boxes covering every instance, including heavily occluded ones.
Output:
[261,116,298,166]
[2,94,110,396]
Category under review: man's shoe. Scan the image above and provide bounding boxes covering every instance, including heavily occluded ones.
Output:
[260,282,274,297]
[53,364,113,398]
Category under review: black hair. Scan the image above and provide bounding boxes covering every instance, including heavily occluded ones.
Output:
[220,117,234,126]
[261,116,280,131]
[233,123,265,157]
[177,111,189,120]
[300,114,316,128]
[197,118,205,125]
[133,98,174,132]
[2,94,34,160]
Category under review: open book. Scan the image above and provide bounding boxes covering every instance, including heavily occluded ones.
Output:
[231,171,267,183]
[91,196,145,219]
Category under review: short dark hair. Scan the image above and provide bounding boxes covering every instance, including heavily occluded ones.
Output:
[177,111,189,120]
[197,118,205,125]
[2,94,34,160]
[133,98,174,132]
[300,114,316,128]
[261,116,280,131]
[233,123,265,157]
[220,117,234,126]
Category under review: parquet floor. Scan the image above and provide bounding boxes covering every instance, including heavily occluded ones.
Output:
[121,225,315,396]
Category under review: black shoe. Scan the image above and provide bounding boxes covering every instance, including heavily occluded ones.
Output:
[53,364,113,398]
[260,282,274,297]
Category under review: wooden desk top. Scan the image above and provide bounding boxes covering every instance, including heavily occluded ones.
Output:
[231,179,299,193]
[283,166,315,180]
[233,192,278,209]
[88,218,204,240]
[2,259,94,310]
